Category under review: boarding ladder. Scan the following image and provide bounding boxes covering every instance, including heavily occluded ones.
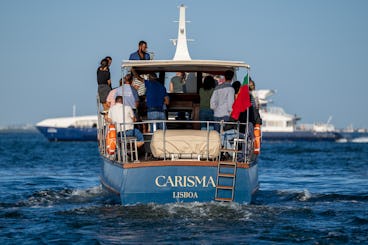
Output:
[215,123,242,202]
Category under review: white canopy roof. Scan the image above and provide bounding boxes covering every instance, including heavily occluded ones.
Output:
[121,60,250,74]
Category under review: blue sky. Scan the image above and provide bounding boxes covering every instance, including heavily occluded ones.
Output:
[0,0,367,129]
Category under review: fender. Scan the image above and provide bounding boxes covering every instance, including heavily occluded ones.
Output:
[106,124,116,155]
[253,123,261,155]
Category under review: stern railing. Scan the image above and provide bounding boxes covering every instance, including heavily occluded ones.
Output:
[97,118,256,164]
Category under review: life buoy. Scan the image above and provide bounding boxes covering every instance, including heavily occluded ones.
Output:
[106,124,116,155]
[253,124,261,155]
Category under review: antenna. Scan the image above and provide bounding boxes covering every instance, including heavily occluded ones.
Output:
[326,116,332,124]
[73,104,76,117]
[172,4,192,60]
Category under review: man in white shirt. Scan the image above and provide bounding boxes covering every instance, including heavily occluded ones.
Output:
[210,70,235,132]
[106,96,144,148]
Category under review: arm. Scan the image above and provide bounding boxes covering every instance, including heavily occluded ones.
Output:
[131,68,144,83]
[106,90,115,107]
[128,107,136,122]
[210,91,217,110]
[164,96,169,106]
[132,86,140,108]
[169,81,174,93]
[105,116,112,123]
[227,88,235,114]
[105,110,113,123]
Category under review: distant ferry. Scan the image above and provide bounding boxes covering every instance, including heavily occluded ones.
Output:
[36,115,97,141]
[35,91,365,143]
[254,89,341,141]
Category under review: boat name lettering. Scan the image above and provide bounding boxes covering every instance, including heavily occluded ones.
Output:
[172,191,198,199]
[155,176,216,188]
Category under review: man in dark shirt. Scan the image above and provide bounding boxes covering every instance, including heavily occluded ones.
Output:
[97,58,112,111]
[132,69,169,131]
[129,41,151,60]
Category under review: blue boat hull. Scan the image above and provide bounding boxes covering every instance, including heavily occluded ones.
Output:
[100,158,259,205]
[36,126,97,141]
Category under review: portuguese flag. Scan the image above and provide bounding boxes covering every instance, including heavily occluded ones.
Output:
[230,73,251,120]
[242,73,249,86]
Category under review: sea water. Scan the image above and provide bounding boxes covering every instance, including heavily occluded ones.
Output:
[0,131,367,244]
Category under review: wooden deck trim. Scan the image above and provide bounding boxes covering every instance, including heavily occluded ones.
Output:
[122,160,251,169]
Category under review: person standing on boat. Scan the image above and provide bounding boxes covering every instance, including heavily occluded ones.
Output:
[249,78,260,110]
[210,70,235,132]
[129,40,151,60]
[115,73,140,115]
[131,68,169,132]
[232,81,241,98]
[243,77,262,127]
[129,41,151,116]
[199,75,216,130]
[105,56,112,68]
[106,78,123,108]
[97,58,112,112]
[169,72,186,93]
[106,96,144,148]
[106,74,139,111]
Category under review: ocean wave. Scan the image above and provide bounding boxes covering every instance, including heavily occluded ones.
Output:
[350,216,368,225]
[57,201,257,221]
[15,186,105,208]
[336,137,368,143]
[351,137,368,143]
[256,189,368,204]
[274,189,313,202]
[309,193,368,202]
[336,138,348,143]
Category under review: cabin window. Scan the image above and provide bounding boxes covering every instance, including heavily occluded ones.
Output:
[165,72,198,94]
[267,121,284,127]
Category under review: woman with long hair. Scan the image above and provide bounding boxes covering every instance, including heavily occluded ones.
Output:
[97,58,112,111]
[199,75,216,129]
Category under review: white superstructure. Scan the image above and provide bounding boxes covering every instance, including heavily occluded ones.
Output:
[36,115,97,128]
[254,89,335,133]
[172,4,192,60]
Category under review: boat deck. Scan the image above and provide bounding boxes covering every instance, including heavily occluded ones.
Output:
[98,119,256,166]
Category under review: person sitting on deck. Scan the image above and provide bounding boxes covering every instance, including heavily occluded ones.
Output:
[106,96,144,148]
[131,68,169,132]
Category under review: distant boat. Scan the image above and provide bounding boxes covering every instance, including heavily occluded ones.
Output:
[36,115,97,141]
[254,89,341,141]
[336,126,368,142]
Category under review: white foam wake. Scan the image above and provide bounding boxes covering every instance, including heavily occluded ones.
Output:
[351,137,368,143]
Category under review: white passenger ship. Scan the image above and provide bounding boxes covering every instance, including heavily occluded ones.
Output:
[254,89,340,141]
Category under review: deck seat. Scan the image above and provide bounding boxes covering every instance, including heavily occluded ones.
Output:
[150,129,221,159]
